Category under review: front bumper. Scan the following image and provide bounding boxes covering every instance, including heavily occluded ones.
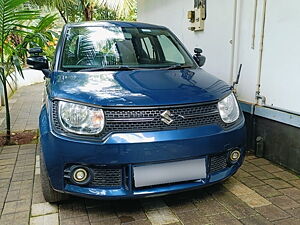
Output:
[39,106,246,199]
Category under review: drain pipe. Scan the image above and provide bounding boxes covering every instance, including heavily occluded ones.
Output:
[229,0,238,84]
[251,0,258,49]
[256,136,264,157]
[255,0,267,104]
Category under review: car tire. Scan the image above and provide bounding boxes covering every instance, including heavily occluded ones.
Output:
[40,145,68,203]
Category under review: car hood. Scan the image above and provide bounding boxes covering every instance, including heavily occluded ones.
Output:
[48,68,231,107]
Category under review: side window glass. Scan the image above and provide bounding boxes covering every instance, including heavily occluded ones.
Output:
[157,35,184,64]
[141,37,156,60]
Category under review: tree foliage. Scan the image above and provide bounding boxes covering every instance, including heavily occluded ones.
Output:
[0,0,58,143]
[30,0,136,22]
[16,14,59,62]
[0,0,40,141]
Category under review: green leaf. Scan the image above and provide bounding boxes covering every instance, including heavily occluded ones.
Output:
[12,54,23,79]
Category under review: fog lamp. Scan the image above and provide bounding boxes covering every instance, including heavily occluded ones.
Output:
[230,150,241,162]
[72,168,88,183]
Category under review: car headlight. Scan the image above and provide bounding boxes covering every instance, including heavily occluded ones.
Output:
[58,101,105,135]
[218,93,240,123]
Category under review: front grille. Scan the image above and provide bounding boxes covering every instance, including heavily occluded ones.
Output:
[90,167,122,187]
[209,153,228,173]
[64,166,123,188]
[52,101,232,139]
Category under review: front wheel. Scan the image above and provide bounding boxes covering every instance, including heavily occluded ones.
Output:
[40,145,67,203]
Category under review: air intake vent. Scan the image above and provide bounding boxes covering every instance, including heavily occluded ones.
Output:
[90,167,123,187]
[209,153,228,173]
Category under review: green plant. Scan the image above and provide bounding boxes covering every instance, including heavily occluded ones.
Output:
[17,14,59,62]
[0,0,39,143]
[30,0,136,22]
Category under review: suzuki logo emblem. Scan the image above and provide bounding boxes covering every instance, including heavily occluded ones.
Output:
[161,110,174,125]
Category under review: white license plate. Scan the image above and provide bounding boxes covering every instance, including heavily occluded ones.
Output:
[133,158,206,188]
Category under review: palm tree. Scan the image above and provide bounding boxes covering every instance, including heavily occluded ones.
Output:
[30,0,74,23]
[30,0,136,22]
[104,0,135,19]
[0,0,39,142]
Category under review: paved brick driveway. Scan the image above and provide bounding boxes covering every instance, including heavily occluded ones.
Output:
[0,83,300,225]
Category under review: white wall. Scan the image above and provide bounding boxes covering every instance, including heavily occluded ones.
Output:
[137,0,300,113]
[15,68,44,88]
[259,0,300,113]
[137,0,235,84]
[0,68,44,106]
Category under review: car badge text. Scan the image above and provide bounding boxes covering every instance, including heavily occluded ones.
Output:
[161,110,174,125]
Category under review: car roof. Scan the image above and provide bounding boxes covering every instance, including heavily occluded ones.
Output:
[65,21,167,29]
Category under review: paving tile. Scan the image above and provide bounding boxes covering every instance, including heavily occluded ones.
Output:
[87,204,118,223]
[0,178,10,189]
[223,177,270,208]
[207,212,242,225]
[6,185,33,202]
[9,180,33,192]
[264,179,292,189]
[32,174,46,204]
[238,176,265,188]
[0,153,18,160]
[1,145,19,154]
[213,191,257,219]
[2,199,31,214]
[240,215,273,225]
[286,206,300,218]
[141,199,180,225]
[248,158,271,166]
[256,204,290,222]
[31,202,58,217]
[0,158,16,166]
[176,210,210,225]
[30,213,59,225]
[14,165,35,173]
[11,170,34,182]
[90,218,121,225]
[114,200,147,221]
[0,172,13,180]
[241,163,261,172]
[60,216,91,225]
[273,218,300,225]
[19,144,36,149]
[223,177,255,196]
[193,198,227,216]
[249,170,275,180]
[259,164,284,173]
[117,219,152,225]
[196,186,220,197]
[268,195,300,210]
[279,187,300,201]
[252,185,282,198]
[59,200,88,220]
[165,197,197,213]
[143,207,180,225]
[245,155,258,161]
[237,192,271,208]
[0,210,30,225]
[233,169,251,179]
[274,171,299,181]
[288,179,300,189]
[0,164,14,173]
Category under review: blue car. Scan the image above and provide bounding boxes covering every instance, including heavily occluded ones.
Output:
[27,21,246,202]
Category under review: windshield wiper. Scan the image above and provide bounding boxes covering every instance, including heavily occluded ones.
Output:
[165,64,193,70]
[79,66,136,72]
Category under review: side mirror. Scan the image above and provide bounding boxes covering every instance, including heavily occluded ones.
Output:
[27,47,49,70]
[193,48,206,67]
[28,47,43,55]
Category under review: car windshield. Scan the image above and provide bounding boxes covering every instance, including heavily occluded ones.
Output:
[60,26,197,71]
